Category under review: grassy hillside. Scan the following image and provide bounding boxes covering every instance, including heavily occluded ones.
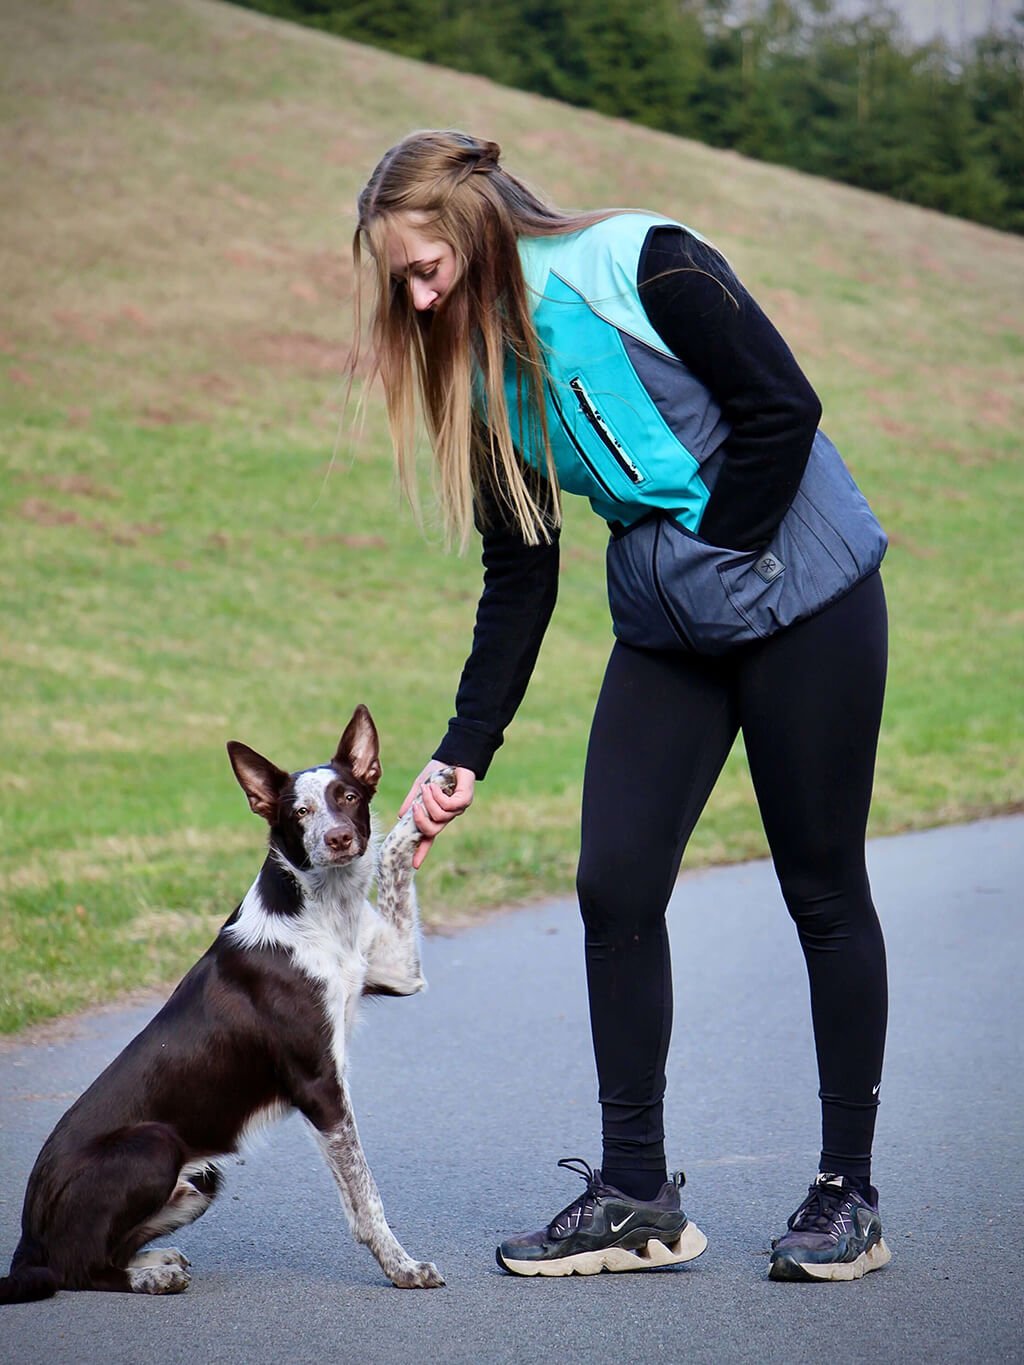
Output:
[1,0,1021,1032]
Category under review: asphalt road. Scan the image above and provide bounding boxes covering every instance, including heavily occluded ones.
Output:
[1,816,1021,1364]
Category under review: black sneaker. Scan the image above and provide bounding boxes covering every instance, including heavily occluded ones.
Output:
[769,1173,892,1282]
[496,1157,708,1277]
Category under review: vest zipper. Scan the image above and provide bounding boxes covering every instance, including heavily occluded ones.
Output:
[546,381,616,500]
[568,377,645,486]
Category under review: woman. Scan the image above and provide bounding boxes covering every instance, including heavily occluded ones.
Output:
[353,130,891,1283]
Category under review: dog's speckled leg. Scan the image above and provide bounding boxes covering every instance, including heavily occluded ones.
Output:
[367,768,455,996]
[377,767,456,923]
[312,1096,444,1289]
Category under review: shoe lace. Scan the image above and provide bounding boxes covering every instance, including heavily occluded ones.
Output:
[788,1178,848,1236]
[548,1157,605,1237]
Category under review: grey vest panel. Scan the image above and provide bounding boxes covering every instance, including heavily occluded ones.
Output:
[620,332,732,495]
[606,430,888,654]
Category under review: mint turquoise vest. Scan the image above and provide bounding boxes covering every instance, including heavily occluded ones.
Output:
[504,214,887,653]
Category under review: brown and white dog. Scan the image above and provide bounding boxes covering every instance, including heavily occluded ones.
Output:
[0,706,447,1301]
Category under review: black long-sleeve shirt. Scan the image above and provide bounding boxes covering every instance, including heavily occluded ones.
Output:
[433,226,822,778]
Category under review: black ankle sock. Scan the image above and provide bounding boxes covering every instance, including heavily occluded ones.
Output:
[821,1169,875,1201]
[601,1167,668,1201]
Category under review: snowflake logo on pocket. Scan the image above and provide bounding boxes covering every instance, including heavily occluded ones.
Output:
[754,553,785,583]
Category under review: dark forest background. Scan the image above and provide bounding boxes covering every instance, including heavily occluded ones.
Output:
[229,0,1024,234]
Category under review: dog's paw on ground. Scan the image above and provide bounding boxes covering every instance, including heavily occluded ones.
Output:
[391,1259,445,1289]
[127,1262,192,1294]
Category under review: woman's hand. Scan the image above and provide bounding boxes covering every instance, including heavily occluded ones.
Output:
[398,760,476,868]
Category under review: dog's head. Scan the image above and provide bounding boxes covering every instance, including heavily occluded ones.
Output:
[227,705,382,871]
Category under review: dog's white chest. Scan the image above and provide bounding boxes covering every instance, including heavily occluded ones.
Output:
[289,905,379,1070]
[227,869,379,1076]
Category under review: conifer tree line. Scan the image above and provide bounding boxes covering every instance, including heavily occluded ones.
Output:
[233,0,1023,234]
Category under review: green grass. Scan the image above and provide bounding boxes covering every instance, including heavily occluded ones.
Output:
[1,0,1021,1033]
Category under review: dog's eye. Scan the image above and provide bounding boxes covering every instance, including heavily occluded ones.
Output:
[344,792,357,804]
[295,806,309,817]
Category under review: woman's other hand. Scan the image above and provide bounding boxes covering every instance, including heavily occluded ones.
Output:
[398,760,476,868]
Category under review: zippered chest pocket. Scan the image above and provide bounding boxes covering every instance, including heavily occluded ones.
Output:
[555,373,649,494]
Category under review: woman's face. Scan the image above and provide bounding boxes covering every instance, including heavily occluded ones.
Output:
[384,214,458,313]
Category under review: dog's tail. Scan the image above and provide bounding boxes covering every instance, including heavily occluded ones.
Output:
[0,1263,59,1305]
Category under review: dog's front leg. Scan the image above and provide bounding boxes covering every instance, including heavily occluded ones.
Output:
[367,768,456,996]
[310,1091,444,1289]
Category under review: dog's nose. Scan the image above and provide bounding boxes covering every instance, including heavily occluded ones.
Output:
[324,828,354,855]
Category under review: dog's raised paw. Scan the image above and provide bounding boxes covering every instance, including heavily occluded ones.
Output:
[384,767,458,853]
[425,767,457,799]
[392,1259,445,1289]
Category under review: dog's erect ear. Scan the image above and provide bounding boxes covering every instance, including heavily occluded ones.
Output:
[335,704,381,790]
[227,741,291,822]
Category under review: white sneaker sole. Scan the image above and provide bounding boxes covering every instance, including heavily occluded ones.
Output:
[499,1220,708,1277]
[772,1237,892,1282]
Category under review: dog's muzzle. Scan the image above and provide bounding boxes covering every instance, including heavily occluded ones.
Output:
[321,827,365,864]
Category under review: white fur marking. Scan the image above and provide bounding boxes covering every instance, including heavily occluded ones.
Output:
[223,833,383,1083]
[236,1101,290,1151]
[292,768,364,869]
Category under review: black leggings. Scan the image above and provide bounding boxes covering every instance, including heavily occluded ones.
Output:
[576,571,888,1187]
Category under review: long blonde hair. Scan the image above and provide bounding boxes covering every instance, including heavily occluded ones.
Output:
[353,130,611,548]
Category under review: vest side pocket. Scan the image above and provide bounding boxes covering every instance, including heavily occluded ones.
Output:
[607,515,754,653]
[716,522,832,641]
[656,518,757,652]
[716,433,887,641]
[606,516,694,651]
